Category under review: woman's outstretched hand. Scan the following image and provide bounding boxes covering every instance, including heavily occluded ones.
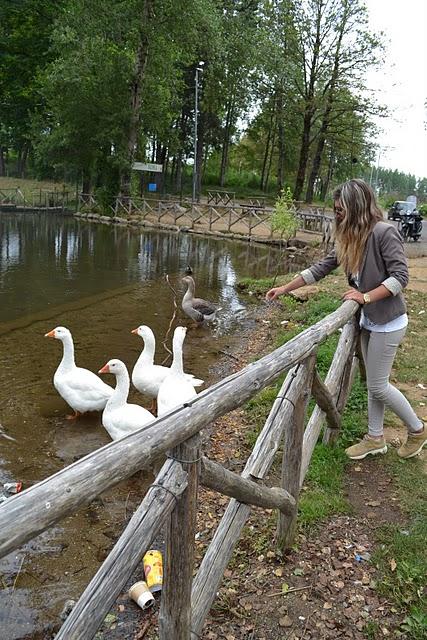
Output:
[342,288,364,304]
[265,286,285,302]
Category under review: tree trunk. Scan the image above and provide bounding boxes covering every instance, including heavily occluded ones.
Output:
[175,153,183,193]
[120,0,153,197]
[260,106,274,191]
[219,97,234,187]
[276,90,285,192]
[265,126,276,193]
[320,146,335,201]
[305,7,347,203]
[293,2,323,201]
[293,107,314,201]
[305,128,327,203]
[82,170,92,196]
[20,144,29,178]
[0,146,5,176]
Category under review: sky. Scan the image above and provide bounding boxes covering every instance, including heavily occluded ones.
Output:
[365,0,427,178]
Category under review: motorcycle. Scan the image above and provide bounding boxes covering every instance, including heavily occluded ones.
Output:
[398,211,423,242]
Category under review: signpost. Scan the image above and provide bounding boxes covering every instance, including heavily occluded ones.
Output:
[132,162,163,173]
[132,162,163,195]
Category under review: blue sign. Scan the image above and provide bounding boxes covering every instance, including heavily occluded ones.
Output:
[148,183,157,192]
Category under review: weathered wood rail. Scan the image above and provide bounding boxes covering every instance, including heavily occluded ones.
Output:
[0,187,72,211]
[0,299,360,639]
[76,193,332,243]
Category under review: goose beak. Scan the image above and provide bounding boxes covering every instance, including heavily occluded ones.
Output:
[131,328,138,334]
[45,329,55,338]
[98,364,110,374]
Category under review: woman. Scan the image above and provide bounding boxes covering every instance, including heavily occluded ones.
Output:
[266,178,426,460]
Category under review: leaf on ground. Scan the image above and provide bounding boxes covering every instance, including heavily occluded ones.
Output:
[390,558,397,572]
[279,615,293,627]
[274,567,284,577]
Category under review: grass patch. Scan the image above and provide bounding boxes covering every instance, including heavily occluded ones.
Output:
[299,444,350,526]
[0,176,70,198]
[243,283,367,530]
[372,454,427,639]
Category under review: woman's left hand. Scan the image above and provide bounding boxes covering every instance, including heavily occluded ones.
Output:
[342,288,364,304]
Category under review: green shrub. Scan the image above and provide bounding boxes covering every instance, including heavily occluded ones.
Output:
[270,187,299,239]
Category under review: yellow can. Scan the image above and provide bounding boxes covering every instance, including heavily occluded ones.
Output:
[143,549,163,593]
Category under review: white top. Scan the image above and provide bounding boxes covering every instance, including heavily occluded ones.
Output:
[349,272,408,333]
[360,310,408,332]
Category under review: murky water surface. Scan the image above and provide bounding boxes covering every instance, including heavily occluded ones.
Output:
[0,212,307,638]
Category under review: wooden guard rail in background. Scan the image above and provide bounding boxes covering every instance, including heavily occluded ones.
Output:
[0,187,71,210]
[77,193,333,243]
[0,300,360,639]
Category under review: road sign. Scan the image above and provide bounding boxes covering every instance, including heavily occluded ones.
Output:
[132,162,163,173]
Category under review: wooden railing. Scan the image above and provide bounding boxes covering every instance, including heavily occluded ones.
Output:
[0,187,72,210]
[77,193,333,243]
[0,300,360,639]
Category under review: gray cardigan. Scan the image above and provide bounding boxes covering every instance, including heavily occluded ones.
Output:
[300,221,408,324]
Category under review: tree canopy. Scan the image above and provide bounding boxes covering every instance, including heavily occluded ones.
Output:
[0,0,425,203]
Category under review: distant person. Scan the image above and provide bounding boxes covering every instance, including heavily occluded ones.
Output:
[266,178,426,460]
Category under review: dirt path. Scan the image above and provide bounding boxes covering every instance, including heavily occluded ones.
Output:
[407,256,427,293]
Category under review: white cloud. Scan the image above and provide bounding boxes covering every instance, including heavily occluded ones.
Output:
[365,0,427,178]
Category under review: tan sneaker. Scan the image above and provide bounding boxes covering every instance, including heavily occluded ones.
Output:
[397,427,427,459]
[345,435,387,460]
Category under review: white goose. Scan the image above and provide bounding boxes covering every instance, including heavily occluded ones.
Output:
[45,326,113,419]
[131,325,203,404]
[98,359,155,440]
[157,326,198,416]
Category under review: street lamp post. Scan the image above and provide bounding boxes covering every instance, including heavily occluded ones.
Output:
[192,64,203,202]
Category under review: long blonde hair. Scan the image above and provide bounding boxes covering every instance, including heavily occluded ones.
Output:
[333,179,383,274]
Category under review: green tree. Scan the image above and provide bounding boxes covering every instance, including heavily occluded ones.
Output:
[0,0,63,176]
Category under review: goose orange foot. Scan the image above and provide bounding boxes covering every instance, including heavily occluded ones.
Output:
[66,410,82,420]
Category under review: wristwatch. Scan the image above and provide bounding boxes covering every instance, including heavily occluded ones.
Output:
[363,293,371,304]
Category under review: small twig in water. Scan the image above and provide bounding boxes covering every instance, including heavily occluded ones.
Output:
[0,422,16,442]
[161,274,178,365]
[12,554,26,592]
[217,349,240,361]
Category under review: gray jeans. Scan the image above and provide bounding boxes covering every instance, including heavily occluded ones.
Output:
[360,327,422,437]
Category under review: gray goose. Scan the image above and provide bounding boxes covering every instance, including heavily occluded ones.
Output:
[181,275,218,324]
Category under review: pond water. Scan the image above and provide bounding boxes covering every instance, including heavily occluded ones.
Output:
[0,212,308,639]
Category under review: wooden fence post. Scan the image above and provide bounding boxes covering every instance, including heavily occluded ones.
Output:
[159,433,201,639]
[56,459,187,640]
[276,356,314,552]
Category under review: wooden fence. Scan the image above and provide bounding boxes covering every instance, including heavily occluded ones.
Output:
[0,299,360,639]
[0,187,72,210]
[77,193,333,244]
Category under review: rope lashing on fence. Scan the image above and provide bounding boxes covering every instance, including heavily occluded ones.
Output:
[150,483,180,504]
[276,395,296,410]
